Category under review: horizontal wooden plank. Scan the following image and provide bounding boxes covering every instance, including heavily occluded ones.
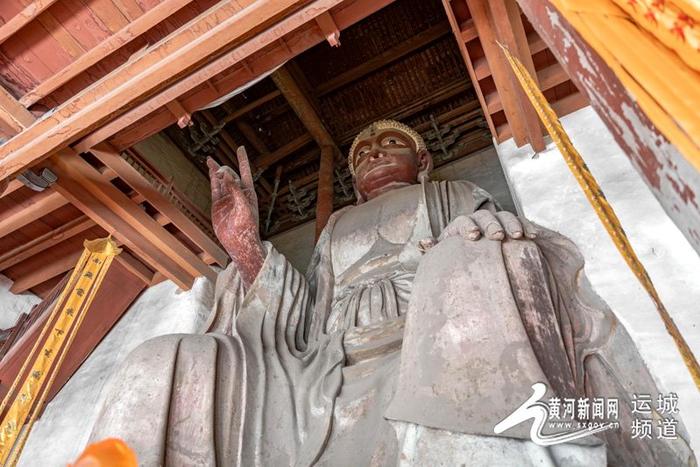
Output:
[76,0,395,152]
[0,215,94,271]
[20,0,197,107]
[0,189,67,238]
[0,0,61,46]
[0,0,321,181]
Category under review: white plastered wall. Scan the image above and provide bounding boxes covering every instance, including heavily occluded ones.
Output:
[497,106,700,456]
[16,276,215,466]
[0,275,40,329]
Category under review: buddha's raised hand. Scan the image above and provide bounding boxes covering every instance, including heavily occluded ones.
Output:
[438,210,537,242]
[208,147,265,289]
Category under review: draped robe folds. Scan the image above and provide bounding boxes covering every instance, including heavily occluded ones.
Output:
[90,181,695,466]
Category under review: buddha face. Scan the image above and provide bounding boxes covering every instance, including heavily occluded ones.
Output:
[351,128,431,201]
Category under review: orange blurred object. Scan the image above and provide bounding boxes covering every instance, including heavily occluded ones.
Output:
[69,438,137,467]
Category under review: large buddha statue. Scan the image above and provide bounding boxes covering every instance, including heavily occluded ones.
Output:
[90,120,695,466]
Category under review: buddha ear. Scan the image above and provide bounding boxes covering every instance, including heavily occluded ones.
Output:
[416,148,433,182]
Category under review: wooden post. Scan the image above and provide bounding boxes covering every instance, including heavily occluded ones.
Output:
[316,145,334,240]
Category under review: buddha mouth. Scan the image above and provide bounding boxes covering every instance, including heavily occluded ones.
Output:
[365,162,398,177]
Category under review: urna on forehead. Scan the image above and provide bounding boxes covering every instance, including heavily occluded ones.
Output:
[348,119,427,175]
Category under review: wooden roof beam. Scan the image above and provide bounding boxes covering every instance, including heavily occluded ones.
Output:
[0,0,331,182]
[489,0,544,151]
[0,86,34,137]
[9,250,82,294]
[166,99,194,129]
[256,134,313,169]
[315,12,340,47]
[466,0,529,147]
[221,90,281,126]
[316,21,451,96]
[74,0,395,153]
[46,150,214,289]
[89,142,229,267]
[0,189,68,238]
[0,216,94,271]
[0,0,60,47]
[271,66,339,154]
[20,0,196,107]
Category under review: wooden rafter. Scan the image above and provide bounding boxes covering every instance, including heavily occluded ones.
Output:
[19,0,196,107]
[256,134,313,169]
[46,150,214,289]
[89,143,228,267]
[0,190,68,238]
[272,66,338,152]
[74,0,395,153]
[0,0,60,47]
[0,216,94,271]
[489,0,544,150]
[0,86,34,137]
[0,0,336,182]
[316,21,451,96]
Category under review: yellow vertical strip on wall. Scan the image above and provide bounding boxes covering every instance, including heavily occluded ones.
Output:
[0,237,121,465]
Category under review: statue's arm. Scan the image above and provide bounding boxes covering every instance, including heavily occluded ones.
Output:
[207,148,265,291]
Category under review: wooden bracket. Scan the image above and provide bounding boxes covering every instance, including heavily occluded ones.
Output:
[315,12,340,47]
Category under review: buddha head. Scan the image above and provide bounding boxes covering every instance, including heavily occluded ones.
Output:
[349,120,433,203]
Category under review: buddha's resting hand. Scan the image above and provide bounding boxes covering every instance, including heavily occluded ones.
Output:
[438,210,537,242]
[208,147,265,290]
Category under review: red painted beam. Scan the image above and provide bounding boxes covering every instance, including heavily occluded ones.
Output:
[516,0,700,255]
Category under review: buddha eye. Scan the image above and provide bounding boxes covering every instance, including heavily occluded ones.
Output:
[381,136,406,147]
[355,146,370,162]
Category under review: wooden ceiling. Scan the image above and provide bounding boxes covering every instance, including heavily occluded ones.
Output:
[0,0,588,297]
[162,0,495,236]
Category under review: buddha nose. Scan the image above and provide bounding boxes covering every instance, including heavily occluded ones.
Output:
[369,148,385,160]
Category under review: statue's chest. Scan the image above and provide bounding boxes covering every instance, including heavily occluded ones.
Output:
[331,185,422,277]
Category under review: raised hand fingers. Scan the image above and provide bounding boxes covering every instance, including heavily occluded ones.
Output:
[471,210,504,240]
[496,211,523,239]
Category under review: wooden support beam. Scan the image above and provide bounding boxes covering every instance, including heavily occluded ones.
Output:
[272,66,339,154]
[166,100,193,128]
[221,90,281,125]
[315,11,340,47]
[89,143,228,267]
[317,22,450,96]
[489,0,544,151]
[315,145,334,240]
[441,0,498,140]
[0,86,34,137]
[0,190,68,238]
[256,134,313,169]
[0,216,94,271]
[46,151,212,289]
[19,0,196,107]
[466,0,528,146]
[74,0,394,153]
[10,250,82,294]
[0,0,336,182]
[115,251,155,285]
[0,0,60,47]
